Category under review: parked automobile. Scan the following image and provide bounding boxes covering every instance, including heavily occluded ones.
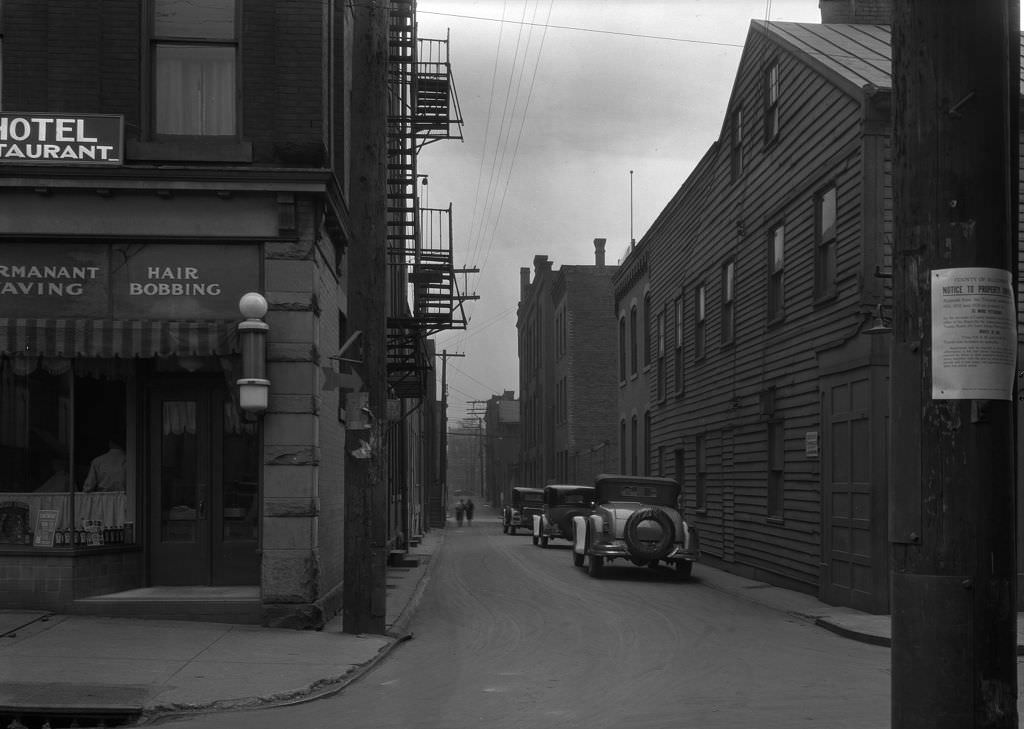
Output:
[571,474,698,578]
[532,484,595,547]
[502,486,544,535]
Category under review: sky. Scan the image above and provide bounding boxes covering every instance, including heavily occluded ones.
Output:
[416,0,823,426]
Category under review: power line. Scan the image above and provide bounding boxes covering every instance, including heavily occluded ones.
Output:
[419,10,745,48]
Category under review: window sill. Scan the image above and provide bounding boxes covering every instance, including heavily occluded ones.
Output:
[812,291,838,307]
[128,138,254,164]
[766,516,784,526]
[767,313,786,328]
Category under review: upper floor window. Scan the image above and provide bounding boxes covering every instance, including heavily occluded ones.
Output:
[152,0,238,136]
[721,260,735,345]
[768,223,785,321]
[730,108,743,181]
[629,304,638,376]
[630,415,638,475]
[619,419,627,472]
[644,410,652,476]
[764,62,780,144]
[642,292,652,368]
[695,433,707,509]
[768,419,784,517]
[673,295,684,394]
[656,310,666,401]
[618,316,627,381]
[814,185,838,299]
[694,285,706,361]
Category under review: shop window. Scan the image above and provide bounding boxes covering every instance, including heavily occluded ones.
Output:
[0,358,130,548]
[151,0,238,136]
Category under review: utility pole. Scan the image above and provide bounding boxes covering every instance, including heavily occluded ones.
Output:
[891,3,1018,727]
[343,1,389,636]
[438,350,464,520]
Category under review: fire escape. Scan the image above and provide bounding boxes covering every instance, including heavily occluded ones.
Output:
[387,1,473,399]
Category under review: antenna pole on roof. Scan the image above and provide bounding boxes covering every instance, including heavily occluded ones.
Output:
[629,169,635,246]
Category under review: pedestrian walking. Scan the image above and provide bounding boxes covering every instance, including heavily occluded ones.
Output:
[454,499,465,527]
[465,498,475,525]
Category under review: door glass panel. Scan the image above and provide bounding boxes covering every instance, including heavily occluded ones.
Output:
[160,400,198,542]
[221,401,258,542]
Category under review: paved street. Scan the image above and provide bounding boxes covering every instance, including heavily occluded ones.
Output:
[158,505,891,728]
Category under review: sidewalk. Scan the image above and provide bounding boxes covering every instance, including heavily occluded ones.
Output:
[0,529,443,726]
[2,526,1022,726]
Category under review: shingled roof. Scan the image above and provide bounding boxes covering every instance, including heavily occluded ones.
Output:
[753,21,1024,97]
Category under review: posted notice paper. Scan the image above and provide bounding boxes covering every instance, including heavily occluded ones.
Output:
[931,267,1017,400]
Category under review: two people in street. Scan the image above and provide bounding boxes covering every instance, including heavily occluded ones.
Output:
[453,497,475,527]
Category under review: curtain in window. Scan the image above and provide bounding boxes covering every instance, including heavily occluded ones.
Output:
[163,401,197,436]
[156,45,235,135]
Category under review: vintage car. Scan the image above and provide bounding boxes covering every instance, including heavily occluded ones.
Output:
[571,474,698,578]
[502,486,544,535]
[532,484,595,547]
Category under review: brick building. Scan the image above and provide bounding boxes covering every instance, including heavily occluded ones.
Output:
[0,0,461,629]
[517,240,618,488]
[483,391,520,509]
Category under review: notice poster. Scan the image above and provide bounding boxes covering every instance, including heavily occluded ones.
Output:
[34,509,59,547]
[931,267,1017,400]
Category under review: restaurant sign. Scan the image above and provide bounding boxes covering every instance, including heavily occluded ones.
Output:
[0,113,124,165]
[0,243,260,319]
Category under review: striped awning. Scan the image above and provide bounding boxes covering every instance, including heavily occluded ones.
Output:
[0,318,240,358]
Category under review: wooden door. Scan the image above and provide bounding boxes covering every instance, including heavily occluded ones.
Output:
[821,376,875,611]
[149,382,259,586]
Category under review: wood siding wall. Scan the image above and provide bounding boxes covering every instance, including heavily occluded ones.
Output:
[643,30,883,593]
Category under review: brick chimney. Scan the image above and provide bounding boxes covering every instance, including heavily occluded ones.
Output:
[533,254,552,277]
[594,238,607,267]
[819,0,891,24]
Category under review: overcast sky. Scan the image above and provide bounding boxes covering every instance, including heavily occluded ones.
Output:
[416,0,823,425]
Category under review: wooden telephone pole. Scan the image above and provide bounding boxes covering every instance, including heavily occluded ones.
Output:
[891,2,1019,726]
[343,1,389,636]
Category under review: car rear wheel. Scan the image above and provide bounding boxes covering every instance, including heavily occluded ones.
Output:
[573,550,584,567]
[510,526,517,535]
[587,554,604,578]
[540,534,549,548]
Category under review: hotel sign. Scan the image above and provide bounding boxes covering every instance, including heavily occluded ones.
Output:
[0,113,124,165]
[0,243,260,319]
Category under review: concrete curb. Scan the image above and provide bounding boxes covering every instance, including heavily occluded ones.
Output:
[135,531,445,724]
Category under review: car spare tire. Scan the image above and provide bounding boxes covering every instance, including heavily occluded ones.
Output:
[623,507,675,560]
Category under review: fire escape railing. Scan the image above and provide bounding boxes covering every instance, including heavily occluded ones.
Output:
[385,2,470,400]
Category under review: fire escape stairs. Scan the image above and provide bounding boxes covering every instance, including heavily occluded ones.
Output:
[384,2,469,400]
